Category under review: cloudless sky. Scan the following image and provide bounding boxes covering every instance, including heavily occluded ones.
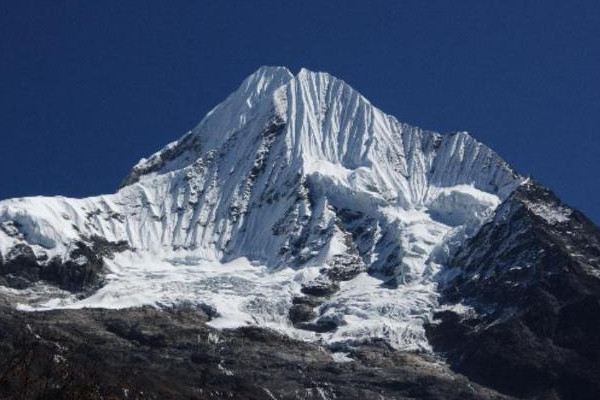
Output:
[1,1,599,222]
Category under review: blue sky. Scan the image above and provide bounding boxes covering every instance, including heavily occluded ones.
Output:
[1,1,599,222]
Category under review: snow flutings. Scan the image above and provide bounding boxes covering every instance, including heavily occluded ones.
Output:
[0,66,524,351]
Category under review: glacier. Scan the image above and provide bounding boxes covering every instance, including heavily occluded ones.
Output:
[0,66,524,351]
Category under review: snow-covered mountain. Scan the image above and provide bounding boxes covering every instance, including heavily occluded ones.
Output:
[0,66,527,350]
[3,66,599,399]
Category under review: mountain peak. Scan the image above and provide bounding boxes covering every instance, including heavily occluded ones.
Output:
[2,66,599,399]
[239,65,294,95]
[1,66,522,352]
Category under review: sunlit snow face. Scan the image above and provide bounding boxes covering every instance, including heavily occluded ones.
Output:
[11,252,440,351]
[0,67,521,352]
[10,184,498,353]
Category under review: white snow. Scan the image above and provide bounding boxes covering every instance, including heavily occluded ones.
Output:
[331,352,353,363]
[523,199,571,224]
[320,272,441,351]
[0,66,524,352]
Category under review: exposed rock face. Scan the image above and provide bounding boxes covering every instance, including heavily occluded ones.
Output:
[0,302,513,400]
[426,181,600,399]
[0,236,129,291]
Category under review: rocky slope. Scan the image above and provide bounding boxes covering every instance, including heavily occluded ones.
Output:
[426,181,600,399]
[0,300,513,400]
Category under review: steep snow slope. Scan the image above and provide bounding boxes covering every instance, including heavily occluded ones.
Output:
[0,66,523,350]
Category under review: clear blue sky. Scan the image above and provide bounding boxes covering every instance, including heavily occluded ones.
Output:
[1,1,599,222]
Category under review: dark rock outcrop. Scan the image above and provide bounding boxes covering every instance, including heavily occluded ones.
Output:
[300,278,340,297]
[427,182,600,400]
[288,302,317,324]
[120,132,202,188]
[0,235,130,292]
[0,301,512,400]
